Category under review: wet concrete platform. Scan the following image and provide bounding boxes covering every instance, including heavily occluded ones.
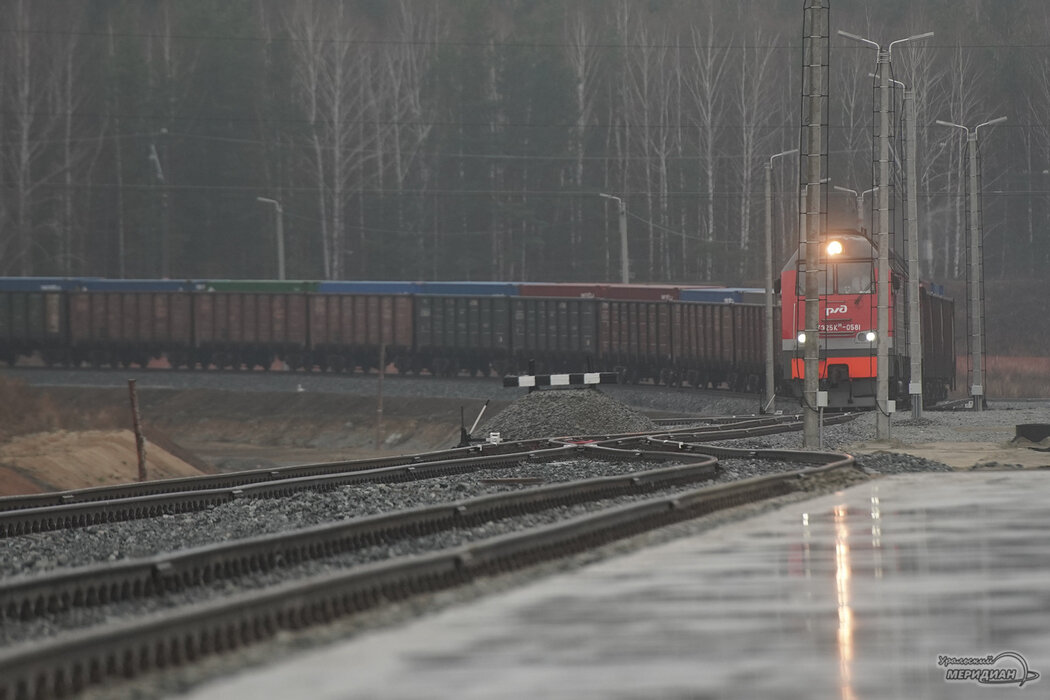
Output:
[186,471,1050,699]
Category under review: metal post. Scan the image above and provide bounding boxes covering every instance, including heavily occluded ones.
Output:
[600,193,629,283]
[764,149,797,414]
[966,132,983,411]
[833,185,876,232]
[257,197,286,281]
[936,116,1004,412]
[840,30,933,436]
[875,51,892,439]
[276,204,286,281]
[764,163,775,414]
[904,89,923,418]
[376,344,385,449]
[127,379,147,482]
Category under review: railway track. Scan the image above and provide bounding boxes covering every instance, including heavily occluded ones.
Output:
[0,415,858,699]
[0,412,855,536]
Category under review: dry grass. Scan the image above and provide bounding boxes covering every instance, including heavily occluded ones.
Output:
[0,376,124,443]
[955,355,1050,399]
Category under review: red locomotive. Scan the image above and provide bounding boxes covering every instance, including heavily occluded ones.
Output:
[779,229,955,408]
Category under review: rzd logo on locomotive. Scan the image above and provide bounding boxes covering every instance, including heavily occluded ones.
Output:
[825,304,849,316]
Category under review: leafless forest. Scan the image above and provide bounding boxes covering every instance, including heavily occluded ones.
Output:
[0,0,1046,287]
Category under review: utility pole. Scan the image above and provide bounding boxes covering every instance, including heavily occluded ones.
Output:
[599,193,629,283]
[839,29,932,439]
[902,86,923,418]
[764,149,798,414]
[936,116,1006,412]
[800,0,829,448]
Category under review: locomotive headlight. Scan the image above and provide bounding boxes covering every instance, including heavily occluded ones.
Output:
[797,332,806,344]
[857,330,877,343]
[826,240,844,256]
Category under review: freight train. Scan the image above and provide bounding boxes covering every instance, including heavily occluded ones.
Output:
[0,279,769,391]
[779,229,955,408]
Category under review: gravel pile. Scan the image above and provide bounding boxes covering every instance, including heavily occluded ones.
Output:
[480,388,658,440]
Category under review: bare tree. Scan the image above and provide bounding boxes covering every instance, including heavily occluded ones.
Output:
[284,1,379,280]
[381,1,440,276]
[733,28,778,278]
[0,0,86,275]
[686,19,728,281]
[933,45,985,279]
[564,4,603,276]
[1023,42,1050,275]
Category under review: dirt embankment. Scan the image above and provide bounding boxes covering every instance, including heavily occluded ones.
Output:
[0,430,211,495]
[0,377,506,495]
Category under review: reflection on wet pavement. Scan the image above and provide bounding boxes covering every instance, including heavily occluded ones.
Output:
[185,472,1050,700]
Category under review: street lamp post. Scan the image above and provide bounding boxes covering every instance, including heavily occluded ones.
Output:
[838,29,933,439]
[764,149,798,414]
[599,193,629,284]
[936,116,1007,412]
[832,185,878,231]
[900,83,924,418]
[256,197,286,281]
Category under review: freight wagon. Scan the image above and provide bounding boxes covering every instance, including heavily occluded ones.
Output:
[0,276,951,401]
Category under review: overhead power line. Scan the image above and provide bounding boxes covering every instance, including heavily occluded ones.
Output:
[3,28,1049,51]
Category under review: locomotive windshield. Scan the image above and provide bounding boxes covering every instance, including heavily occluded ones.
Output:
[795,261,872,295]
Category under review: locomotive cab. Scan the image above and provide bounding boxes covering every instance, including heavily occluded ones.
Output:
[778,229,906,408]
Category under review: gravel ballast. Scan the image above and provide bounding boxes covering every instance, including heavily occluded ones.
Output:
[0,452,811,647]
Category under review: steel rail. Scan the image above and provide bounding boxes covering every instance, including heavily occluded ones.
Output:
[0,446,576,538]
[0,413,837,537]
[547,412,857,446]
[0,455,719,622]
[0,414,807,515]
[0,455,854,700]
[0,439,557,513]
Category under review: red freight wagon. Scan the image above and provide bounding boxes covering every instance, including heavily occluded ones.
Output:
[666,301,767,390]
[193,292,308,369]
[599,300,673,382]
[308,294,413,372]
[69,291,191,367]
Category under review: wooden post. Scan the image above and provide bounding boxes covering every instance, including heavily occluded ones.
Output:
[127,379,147,482]
[375,344,385,450]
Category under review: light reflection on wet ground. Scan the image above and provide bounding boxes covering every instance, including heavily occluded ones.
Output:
[185,472,1050,700]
